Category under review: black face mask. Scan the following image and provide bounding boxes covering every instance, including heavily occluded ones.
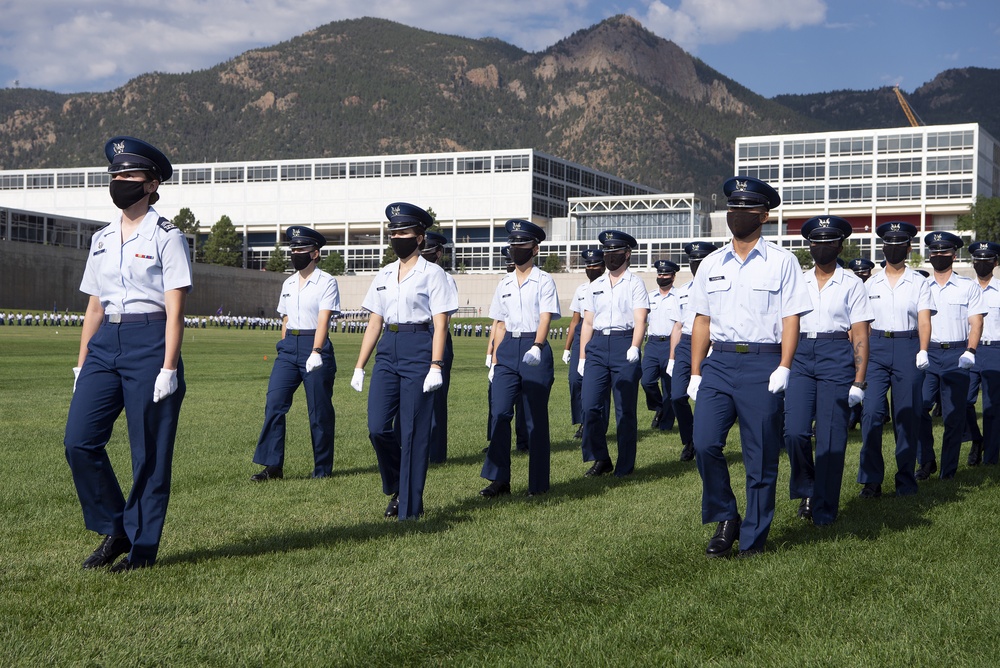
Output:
[604,252,627,271]
[109,179,148,210]
[727,211,763,240]
[509,246,535,267]
[505,263,516,273]
[809,244,840,267]
[390,236,420,259]
[929,254,954,272]
[974,260,996,278]
[585,267,604,282]
[689,259,703,276]
[421,249,441,264]
[856,271,871,283]
[656,277,674,288]
[882,244,909,265]
[291,253,314,271]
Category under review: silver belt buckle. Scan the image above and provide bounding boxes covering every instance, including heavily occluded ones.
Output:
[602,329,611,336]
[108,313,122,324]
[806,332,817,339]
[984,340,993,346]
[511,331,522,338]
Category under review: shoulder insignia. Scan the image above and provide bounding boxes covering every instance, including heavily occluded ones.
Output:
[157,217,178,232]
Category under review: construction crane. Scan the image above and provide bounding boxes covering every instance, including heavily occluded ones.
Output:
[893,85,924,127]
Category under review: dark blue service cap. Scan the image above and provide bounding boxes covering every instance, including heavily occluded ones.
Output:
[915,269,930,278]
[876,221,918,242]
[836,257,846,268]
[424,231,450,250]
[683,241,718,259]
[801,215,853,241]
[847,258,875,272]
[654,259,680,274]
[924,231,963,251]
[105,136,172,182]
[286,226,326,249]
[386,202,433,231]
[598,229,638,250]
[581,248,605,265]
[505,219,546,244]
[969,241,1000,259]
[724,176,780,210]
[501,246,513,260]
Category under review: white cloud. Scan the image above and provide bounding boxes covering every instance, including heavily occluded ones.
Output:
[629,0,827,50]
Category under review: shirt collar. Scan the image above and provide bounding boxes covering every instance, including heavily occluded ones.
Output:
[722,237,767,264]
[135,209,160,241]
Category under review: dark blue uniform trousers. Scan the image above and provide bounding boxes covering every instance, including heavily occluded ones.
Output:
[977,345,1000,464]
[919,345,970,478]
[254,334,336,476]
[858,335,921,495]
[694,349,782,553]
[487,376,529,449]
[428,332,453,463]
[965,368,982,444]
[65,319,185,566]
[482,335,553,494]
[581,332,641,476]
[785,338,854,525]
[569,320,584,425]
[640,336,676,430]
[368,329,435,520]
[670,334,695,447]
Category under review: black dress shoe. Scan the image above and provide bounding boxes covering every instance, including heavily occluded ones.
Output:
[250,465,283,482]
[82,534,132,570]
[859,483,882,499]
[915,461,937,481]
[479,480,511,498]
[968,440,983,467]
[797,497,813,520]
[573,425,583,439]
[680,443,694,462]
[651,409,663,429]
[706,517,741,558]
[109,557,148,573]
[384,493,399,518]
[585,460,614,477]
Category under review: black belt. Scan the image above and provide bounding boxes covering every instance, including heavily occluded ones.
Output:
[286,329,317,336]
[929,340,967,349]
[384,323,430,332]
[103,312,166,324]
[508,331,536,339]
[713,342,782,354]
[649,335,670,342]
[871,329,918,339]
[597,329,634,337]
[799,332,850,340]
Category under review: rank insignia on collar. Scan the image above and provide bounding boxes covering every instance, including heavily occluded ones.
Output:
[390,206,400,217]
[735,180,748,191]
[97,242,103,249]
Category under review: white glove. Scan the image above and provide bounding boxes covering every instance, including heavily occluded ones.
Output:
[848,385,865,407]
[578,359,586,377]
[153,368,178,403]
[959,351,976,369]
[488,364,495,383]
[687,375,702,401]
[522,345,542,366]
[561,350,572,364]
[666,359,675,376]
[305,352,322,373]
[351,368,365,392]
[72,367,81,394]
[485,354,493,368]
[423,367,443,393]
[768,366,790,394]
[626,346,640,364]
[916,350,929,370]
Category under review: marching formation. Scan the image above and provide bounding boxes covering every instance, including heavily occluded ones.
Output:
[61,137,998,572]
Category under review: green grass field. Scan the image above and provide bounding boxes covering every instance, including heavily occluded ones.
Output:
[2,321,999,666]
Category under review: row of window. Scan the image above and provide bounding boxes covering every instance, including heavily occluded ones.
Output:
[784,179,973,204]
[740,130,977,161]
[777,156,974,182]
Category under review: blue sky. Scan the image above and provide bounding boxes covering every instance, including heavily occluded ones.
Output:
[0,0,997,98]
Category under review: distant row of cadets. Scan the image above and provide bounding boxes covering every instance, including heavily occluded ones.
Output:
[63,133,1000,573]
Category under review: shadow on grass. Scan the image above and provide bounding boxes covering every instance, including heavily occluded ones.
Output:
[771,464,1000,549]
[160,443,697,568]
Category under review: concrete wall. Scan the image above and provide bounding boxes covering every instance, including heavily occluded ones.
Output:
[1,239,677,316]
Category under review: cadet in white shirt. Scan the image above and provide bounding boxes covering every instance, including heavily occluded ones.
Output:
[562,249,606,439]
[578,230,650,478]
[251,226,340,482]
[351,203,458,520]
[857,222,935,498]
[65,136,191,572]
[688,176,812,558]
[641,260,681,434]
[785,216,873,526]
[916,231,986,481]
[966,241,1000,465]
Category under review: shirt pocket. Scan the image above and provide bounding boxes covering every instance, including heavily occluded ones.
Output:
[946,296,968,324]
[705,278,731,314]
[751,277,781,314]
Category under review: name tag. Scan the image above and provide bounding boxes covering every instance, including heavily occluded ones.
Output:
[282,293,291,298]
[92,249,106,256]
[592,290,604,296]
[709,276,725,282]
[502,293,511,298]
[868,295,880,300]
[376,286,386,291]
